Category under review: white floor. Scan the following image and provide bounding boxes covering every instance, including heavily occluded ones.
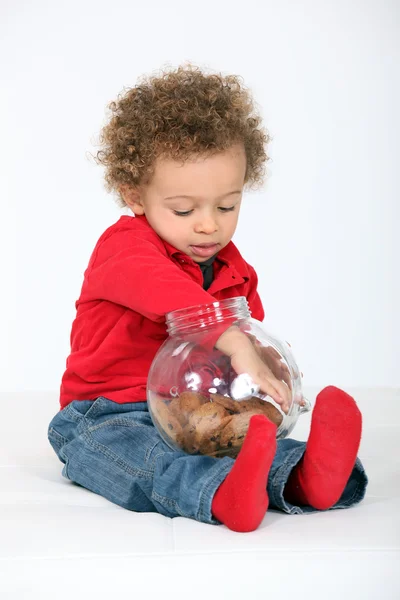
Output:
[1,388,399,600]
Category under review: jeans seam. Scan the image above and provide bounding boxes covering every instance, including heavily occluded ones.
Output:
[197,457,234,523]
[48,427,68,447]
[82,430,153,480]
[151,490,192,519]
[146,450,168,472]
[87,417,150,433]
[144,440,163,466]
[83,396,109,422]
[63,403,85,424]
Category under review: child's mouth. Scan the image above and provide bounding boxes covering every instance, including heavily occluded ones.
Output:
[190,243,220,258]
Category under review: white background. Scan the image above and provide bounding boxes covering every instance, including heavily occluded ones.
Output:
[1,0,399,392]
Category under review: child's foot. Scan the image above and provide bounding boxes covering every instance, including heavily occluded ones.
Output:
[284,386,362,510]
[211,414,277,532]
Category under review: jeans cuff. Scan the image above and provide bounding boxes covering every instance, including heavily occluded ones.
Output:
[197,456,235,525]
[268,446,307,514]
[269,451,369,515]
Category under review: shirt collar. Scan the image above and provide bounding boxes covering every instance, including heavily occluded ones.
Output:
[135,214,249,280]
[164,239,249,281]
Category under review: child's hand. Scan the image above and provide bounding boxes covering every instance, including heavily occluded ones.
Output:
[215,327,291,413]
[229,344,291,413]
[254,344,292,391]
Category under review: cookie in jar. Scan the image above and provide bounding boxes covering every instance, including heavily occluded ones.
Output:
[147,297,311,458]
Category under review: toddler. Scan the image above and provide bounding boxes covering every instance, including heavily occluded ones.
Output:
[48,64,368,532]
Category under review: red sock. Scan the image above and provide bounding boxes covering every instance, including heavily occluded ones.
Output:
[285,386,362,510]
[211,415,277,532]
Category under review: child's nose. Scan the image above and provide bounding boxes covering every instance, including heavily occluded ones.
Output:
[194,215,218,234]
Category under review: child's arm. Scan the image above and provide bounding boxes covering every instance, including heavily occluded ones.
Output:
[81,228,289,409]
[246,263,264,322]
[213,264,290,412]
[81,229,216,321]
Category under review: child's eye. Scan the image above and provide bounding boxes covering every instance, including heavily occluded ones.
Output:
[173,210,193,217]
[219,206,235,212]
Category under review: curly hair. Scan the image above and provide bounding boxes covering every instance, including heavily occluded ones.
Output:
[93,63,271,207]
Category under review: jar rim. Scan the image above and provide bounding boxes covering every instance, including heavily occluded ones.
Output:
[166,296,250,335]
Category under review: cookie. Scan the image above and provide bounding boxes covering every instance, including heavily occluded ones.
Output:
[210,393,240,414]
[237,397,283,426]
[178,391,208,423]
[193,412,231,442]
[167,397,187,427]
[188,401,228,427]
[196,437,219,456]
[219,411,259,451]
[152,399,184,446]
[182,422,199,454]
[182,403,229,455]
[179,391,208,410]
[193,414,234,456]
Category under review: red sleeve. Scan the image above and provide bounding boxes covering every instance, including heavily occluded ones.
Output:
[79,229,215,322]
[246,264,265,322]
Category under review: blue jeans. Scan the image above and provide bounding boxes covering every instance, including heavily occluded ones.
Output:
[48,397,368,525]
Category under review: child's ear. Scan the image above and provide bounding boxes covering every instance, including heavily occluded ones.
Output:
[119,185,145,215]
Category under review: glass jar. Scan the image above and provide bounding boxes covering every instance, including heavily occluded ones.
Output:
[147,296,311,458]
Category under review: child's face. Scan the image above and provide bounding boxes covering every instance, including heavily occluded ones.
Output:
[123,144,246,262]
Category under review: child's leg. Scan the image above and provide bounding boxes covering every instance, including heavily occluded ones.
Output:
[267,387,368,513]
[211,415,277,532]
[48,397,233,523]
[284,386,365,510]
[48,398,278,532]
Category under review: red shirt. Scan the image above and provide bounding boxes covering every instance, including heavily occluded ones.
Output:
[60,215,264,408]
